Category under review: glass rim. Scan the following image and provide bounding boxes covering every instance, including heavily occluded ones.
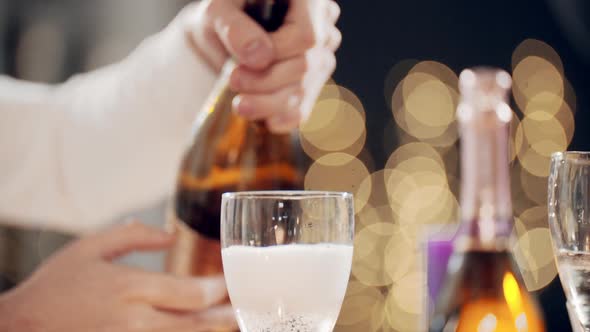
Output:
[222,190,353,200]
[552,151,590,163]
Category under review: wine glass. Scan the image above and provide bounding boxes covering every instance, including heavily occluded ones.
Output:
[548,152,590,331]
[220,191,354,332]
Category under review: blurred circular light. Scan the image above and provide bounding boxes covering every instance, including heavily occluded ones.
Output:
[384,232,418,283]
[512,227,557,291]
[385,142,445,171]
[519,168,548,206]
[337,281,386,328]
[352,222,398,287]
[300,99,366,152]
[391,271,426,315]
[304,153,371,212]
[512,39,563,76]
[385,286,423,332]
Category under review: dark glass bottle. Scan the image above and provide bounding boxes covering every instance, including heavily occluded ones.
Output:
[429,68,546,332]
[165,0,304,279]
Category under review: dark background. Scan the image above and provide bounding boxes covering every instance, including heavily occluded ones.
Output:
[1,0,588,330]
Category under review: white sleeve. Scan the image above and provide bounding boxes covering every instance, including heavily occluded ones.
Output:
[0,19,217,234]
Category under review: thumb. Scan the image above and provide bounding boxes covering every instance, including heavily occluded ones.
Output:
[206,0,274,69]
[81,220,174,261]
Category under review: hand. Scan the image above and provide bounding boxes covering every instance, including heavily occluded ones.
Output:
[0,222,237,332]
[179,0,342,133]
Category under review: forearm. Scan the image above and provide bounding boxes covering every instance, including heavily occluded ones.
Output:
[0,21,217,233]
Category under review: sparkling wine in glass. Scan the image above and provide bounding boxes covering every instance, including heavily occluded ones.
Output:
[221,191,354,332]
[549,152,590,331]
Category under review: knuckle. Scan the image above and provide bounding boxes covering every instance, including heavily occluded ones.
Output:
[299,28,318,49]
[203,0,221,17]
[297,56,311,74]
[325,52,337,72]
[329,1,342,21]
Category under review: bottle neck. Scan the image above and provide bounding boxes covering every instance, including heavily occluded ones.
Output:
[455,101,513,252]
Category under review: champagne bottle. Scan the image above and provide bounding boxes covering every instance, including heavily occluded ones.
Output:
[165,0,303,278]
[428,68,546,332]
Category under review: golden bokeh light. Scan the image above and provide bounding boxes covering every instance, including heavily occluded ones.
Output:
[397,184,459,240]
[512,227,557,291]
[403,74,456,128]
[512,39,564,79]
[519,167,548,206]
[385,142,445,171]
[336,281,386,330]
[300,84,367,161]
[304,153,371,212]
[391,61,459,144]
[356,204,398,229]
[352,222,398,287]
[518,206,549,231]
[521,110,567,156]
[384,59,419,106]
[385,286,424,332]
[408,61,459,91]
[391,271,426,315]
[515,111,564,178]
[513,56,564,114]
[300,98,366,152]
[330,42,577,328]
[384,232,418,283]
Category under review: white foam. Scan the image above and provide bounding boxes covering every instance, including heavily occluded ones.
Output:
[222,244,353,332]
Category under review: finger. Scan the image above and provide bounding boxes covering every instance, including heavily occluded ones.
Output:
[271,0,337,60]
[271,23,316,60]
[325,26,342,51]
[326,1,341,25]
[232,84,303,122]
[230,56,308,94]
[268,52,336,133]
[127,274,228,312]
[208,0,274,69]
[82,221,174,260]
[178,305,238,332]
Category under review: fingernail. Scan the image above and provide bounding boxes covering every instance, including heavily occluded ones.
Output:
[242,39,272,67]
[232,95,254,116]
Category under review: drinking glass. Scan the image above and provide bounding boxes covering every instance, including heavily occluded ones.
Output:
[549,152,590,331]
[220,191,354,332]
